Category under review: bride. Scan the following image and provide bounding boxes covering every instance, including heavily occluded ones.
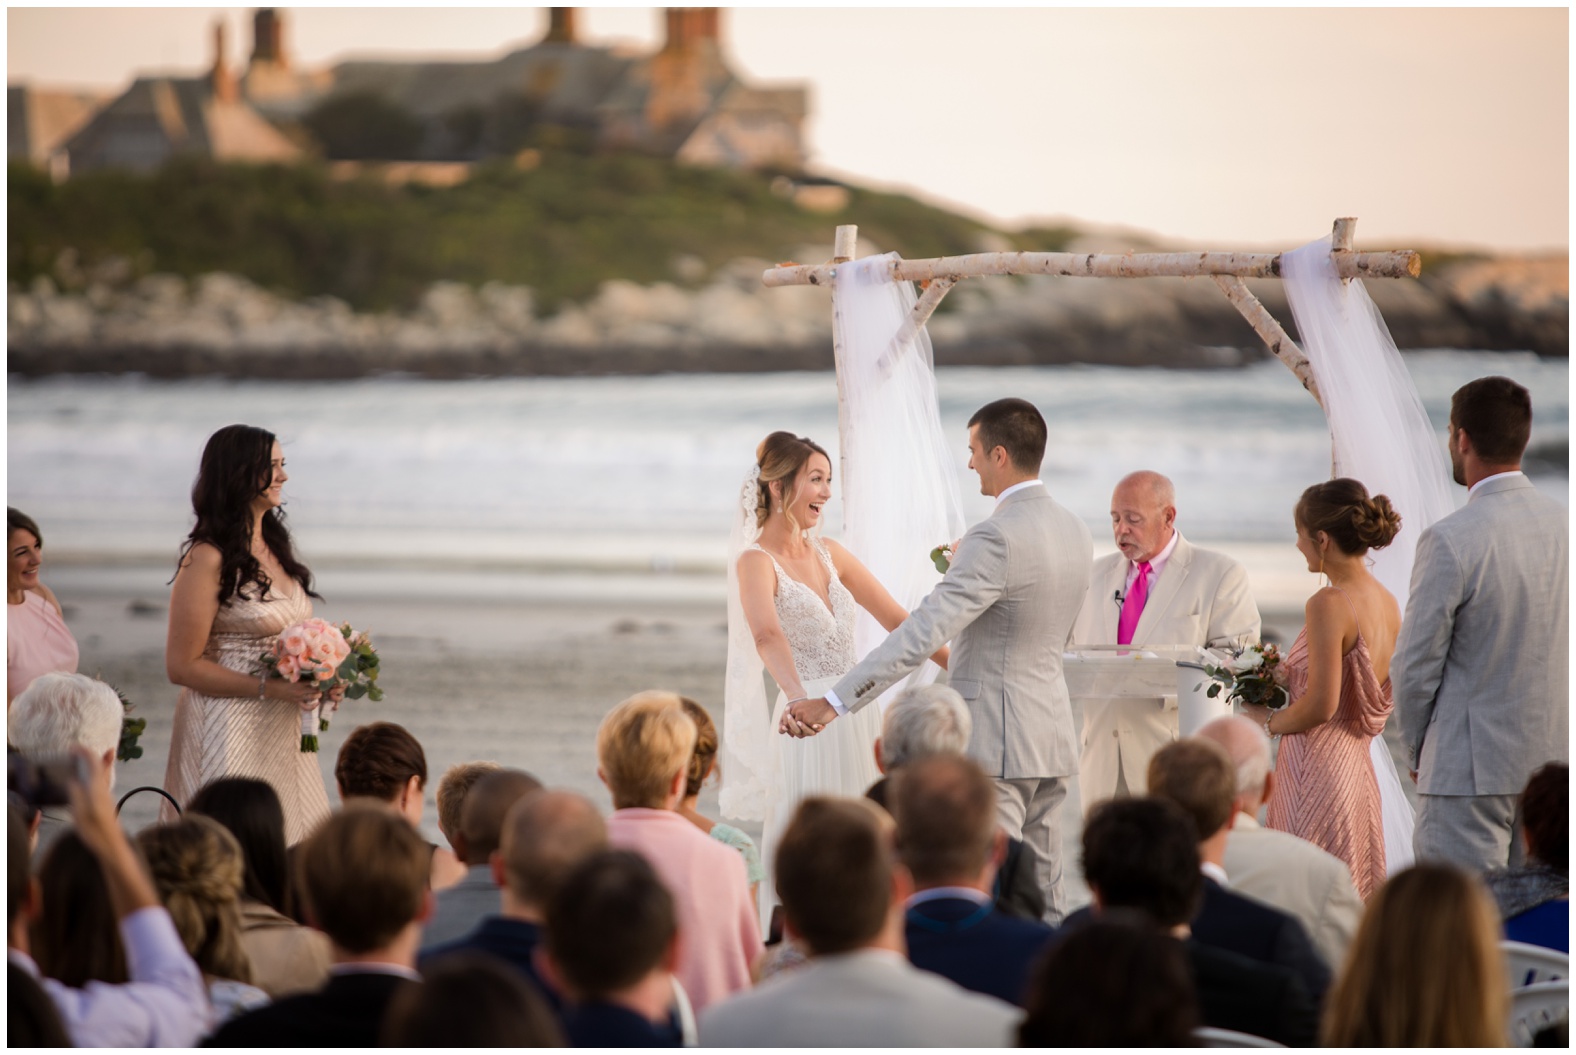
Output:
[730,430,948,919]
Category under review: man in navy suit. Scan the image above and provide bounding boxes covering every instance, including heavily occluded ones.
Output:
[893,753,1055,1006]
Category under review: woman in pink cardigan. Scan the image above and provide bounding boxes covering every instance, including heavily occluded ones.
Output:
[597,691,762,1014]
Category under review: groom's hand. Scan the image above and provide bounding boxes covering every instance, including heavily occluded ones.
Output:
[780,697,836,738]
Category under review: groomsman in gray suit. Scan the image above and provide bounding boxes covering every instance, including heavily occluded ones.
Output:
[1395,376,1569,872]
[784,399,1093,920]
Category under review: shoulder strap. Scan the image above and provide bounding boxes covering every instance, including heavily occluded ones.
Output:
[1328,584,1360,622]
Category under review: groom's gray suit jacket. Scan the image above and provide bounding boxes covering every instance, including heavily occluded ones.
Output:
[1394,472,1569,796]
[832,484,1093,780]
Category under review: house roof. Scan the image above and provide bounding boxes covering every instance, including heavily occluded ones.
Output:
[63,76,301,172]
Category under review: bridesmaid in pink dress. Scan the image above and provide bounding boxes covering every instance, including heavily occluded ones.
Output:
[7,508,80,704]
[1253,479,1403,901]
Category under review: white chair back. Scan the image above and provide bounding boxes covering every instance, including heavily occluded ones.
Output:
[1194,1026,1285,1047]
[1503,940,1569,988]
[1509,980,1568,1048]
[670,976,698,1047]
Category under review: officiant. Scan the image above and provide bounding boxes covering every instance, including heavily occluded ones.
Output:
[1072,472,1261,810]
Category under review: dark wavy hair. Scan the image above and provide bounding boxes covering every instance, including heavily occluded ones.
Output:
[175,425,318,604]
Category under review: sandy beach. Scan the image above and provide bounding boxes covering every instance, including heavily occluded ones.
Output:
[42,554,1421,916]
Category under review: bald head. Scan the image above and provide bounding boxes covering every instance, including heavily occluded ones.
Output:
[499,790,608,910]
[459,769,543,865]
[1195,715,1273,813]
[1111,471,1177,563]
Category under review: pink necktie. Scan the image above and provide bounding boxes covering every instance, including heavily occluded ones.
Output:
[1117,561,1151,645]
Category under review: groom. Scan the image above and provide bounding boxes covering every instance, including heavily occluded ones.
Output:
[783,398,1093,919]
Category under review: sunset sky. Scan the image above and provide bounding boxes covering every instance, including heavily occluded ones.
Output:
[8,6,1568,252]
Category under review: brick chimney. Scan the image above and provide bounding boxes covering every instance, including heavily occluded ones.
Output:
[545,8,577,45]
[251,8,289,69]
[210,20,239,103]
[662,8,721,54]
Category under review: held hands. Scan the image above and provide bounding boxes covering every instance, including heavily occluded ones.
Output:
[779,697,837,738]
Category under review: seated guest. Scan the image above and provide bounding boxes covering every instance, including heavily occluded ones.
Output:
[1018,912,1199,1046]
[676,698,765,900]
[207,805,432,1046]
[434,760,501,859]
[421,787,609,1014]
[1323,864,1508,1046]
[9,958,71,1046]
[188,777,331,998]
[334,721,466,890]
[699,798,1020,1047]
[598,691,760,1014]
[383,951,563,1047]
[8,752,211,1046]
[419,768,542,951]
[9,672,123,851]
[1195,715,1363,969]
[1145,739,1331,1005]
[1078,798,1318,1046]
[865,684,1044,921]
[889,753,1053,1006]
[1485,762,1568,953]
[32,830,125,986]
[136,816,271,1023]
[541,849,685,1047]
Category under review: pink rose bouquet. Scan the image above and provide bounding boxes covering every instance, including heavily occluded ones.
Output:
[262,618,383,751]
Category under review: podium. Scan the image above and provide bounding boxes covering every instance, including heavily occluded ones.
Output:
[1063,646,1232,737]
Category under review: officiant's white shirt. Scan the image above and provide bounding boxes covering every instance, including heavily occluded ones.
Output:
[825,481,1046,716]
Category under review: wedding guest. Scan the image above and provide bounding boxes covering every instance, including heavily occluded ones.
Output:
[1194,715,1363,969]
[598,691,760,1014]
[7,508,78,705]
[1396,377,1569,872]
[334,721,466,890]
[421,789,608,1012]
[8,957,71,1046]
[1322,864,1508,1046]
[1145,739,1331,1005]
[866,683,1044,921]
[419,767,542,950]
[541,850,685,1046]
[1077,798,1318,1046]
[163,425,337,843]
[1485,762,1568,952]
[434,760,501,858]
[383,951,563,1047]
[9,672,123,851]
[32,830,125,986]
[1071,471,1260,807]
[207,804,432,1046]
[677,698,764,900]
[1017,913,1199,1046]
[890,753,1053,1006]
[136,815,271,1024]
[7,752,212,1046]
[699,797,1020,1047]
[187,777,331,997]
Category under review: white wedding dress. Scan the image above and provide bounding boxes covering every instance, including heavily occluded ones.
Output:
[747,540,883,927]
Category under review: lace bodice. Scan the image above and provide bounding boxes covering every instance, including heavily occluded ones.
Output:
[750,540,857,681]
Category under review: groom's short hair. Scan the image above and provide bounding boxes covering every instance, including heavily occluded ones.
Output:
[1451,376,1531,462]
[777,797,894,955]
[968,398,1047,473]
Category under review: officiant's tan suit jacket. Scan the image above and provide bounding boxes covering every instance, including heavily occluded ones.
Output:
[1072,535,1260,808]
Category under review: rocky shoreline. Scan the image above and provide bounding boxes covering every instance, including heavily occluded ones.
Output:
[8,253,1566,378]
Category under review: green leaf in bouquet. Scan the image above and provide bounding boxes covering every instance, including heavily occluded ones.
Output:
[1206,683,1221,698]
[337,658,358,681]
[346,684,368,700]
[369,686,385,702]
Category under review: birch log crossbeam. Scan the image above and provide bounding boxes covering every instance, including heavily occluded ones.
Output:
[761,248,1420,288]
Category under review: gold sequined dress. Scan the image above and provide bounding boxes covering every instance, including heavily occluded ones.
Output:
[161,584,331,844]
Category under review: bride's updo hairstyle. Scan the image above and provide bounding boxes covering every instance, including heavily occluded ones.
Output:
[1295,478,1402,555]
[755,431,831,535]
[176,424,318,604]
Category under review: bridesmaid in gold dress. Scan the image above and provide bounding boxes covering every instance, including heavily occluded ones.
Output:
[163,425,337,844]
[1249,479,1402,901]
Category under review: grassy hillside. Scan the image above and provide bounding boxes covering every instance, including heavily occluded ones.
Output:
[9,155,1074,313]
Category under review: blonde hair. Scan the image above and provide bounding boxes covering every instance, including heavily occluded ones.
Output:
[1322,865,1508,1047]
[136,815,253,984]
[754,431,830,535]
[597,691,698,810]
[436,761,502,844]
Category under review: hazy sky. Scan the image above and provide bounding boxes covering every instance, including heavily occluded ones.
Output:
[8,6,1569,251]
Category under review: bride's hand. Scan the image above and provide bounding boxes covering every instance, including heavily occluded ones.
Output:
[1239,702,1271,730]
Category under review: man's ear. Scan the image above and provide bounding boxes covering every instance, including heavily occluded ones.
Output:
[534,946,573,1000]
[489,850,507,890]
[596,766,608,790]
[989,827,1008,870]
[1261,770,1276,808]
[661,929,682,973]
[1163,505,1177,529]
[891,861,915,906]
[872,737,885,774]
[415,888,435,925]
[451,831,469,864]
[23,876,42,920]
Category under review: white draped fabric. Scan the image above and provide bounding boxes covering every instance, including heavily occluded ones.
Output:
[1282,236,1457,876]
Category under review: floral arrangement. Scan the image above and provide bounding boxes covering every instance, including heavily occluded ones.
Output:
[1199,643,1289,711]
[112,685,146,763]
[262,619,383,752]
[929,541,957,574]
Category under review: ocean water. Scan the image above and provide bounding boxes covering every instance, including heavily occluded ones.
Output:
[8,351,1566,610]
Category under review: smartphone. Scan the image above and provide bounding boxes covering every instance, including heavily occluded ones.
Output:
[5,752,80,808]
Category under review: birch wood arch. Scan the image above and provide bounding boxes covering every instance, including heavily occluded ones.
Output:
[761,217,1423,410]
